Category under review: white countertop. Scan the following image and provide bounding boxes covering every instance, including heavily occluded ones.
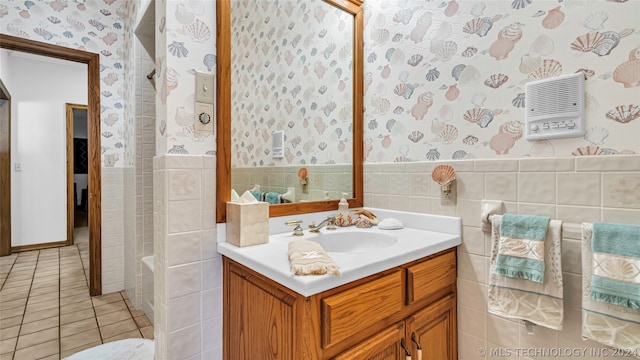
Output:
[217,208,462,297]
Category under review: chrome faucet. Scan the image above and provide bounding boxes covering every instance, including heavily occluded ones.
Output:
[308,216,336,233]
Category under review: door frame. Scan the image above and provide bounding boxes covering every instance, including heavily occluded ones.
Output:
[0,79,10,257]
[66,103,88,246]
[0,34,102,295]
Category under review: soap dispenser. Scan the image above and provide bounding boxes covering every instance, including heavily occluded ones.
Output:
[334,193,353,227]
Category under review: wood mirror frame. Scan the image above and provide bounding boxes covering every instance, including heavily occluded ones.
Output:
[216,0,364,223]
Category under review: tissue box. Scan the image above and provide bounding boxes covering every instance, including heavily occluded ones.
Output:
[226,201,269,247]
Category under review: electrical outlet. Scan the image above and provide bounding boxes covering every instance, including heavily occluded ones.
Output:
[14,163,22,172]
[440,180,457,205]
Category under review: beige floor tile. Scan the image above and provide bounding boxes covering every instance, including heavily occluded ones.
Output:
[60,340,101,358]
[60,285,89,299]
[24,298,58,313]
[103,329,142,344]
[28,285,58,297]
[91,292,123,307]
[60,308,95,325]
[140,326,154,339]
[0,290,29,302]
[0,316,22,330]
[129,308,145,318]
[13,339,58,360]
[0,336,17,354]
[97,309,132,328]
[38,354,59,360]
[0,326,19,341]
[19,316,58,336]
[0,306,25,320]
[60,328,101,352]
[2,279,31,289]
[94,300,127,317]
[60,299,93,315]
[22,307,58,325]
[34,269,59,277]
[26,292,58,305]
[61,318,98,338]
[60,292,91,306]
[0,351,12,360]
[16,327,58,350]
[30,280,58,290]
[99,318,138,340]
[60,281,87,291]
[0,297,27,310]
[134,315,151,328]
[32,272,57,280]
[5,272,33,281]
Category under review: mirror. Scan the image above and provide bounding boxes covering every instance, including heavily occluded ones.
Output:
[216,0,363,222]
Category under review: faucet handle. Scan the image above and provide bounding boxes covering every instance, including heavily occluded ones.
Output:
[285,220,304,236]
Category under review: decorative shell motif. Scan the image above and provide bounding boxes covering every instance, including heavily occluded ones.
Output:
[528,59,562,80]
[408,130,425,143]
[394,83,414,99]
[576,68,596,80]
[353,215,373,228]
[583,11,608,30]
[571,146,604,156]
[570,32,599,52]
[606,105,640,123]
[613,59,640,88]
[499,121,524,140]
[462,47,478,57]
[584,127,609,145]
[407,54,424,66]
[512,93,526,108]
[463,17,495,37]
[425,68,440,81]
[484,73,509,88]
[542,6,565,30]
[434,124,459,145]
[432,164,456,186]
[463,108,495,128]
[183,19,211,43]
[298,167,308,180]
[334,212,353,227]
[462,135,479,145]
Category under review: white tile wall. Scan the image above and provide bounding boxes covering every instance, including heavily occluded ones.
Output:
[154,154,220,360]
[102,168,125,294]
[364,154,640,360]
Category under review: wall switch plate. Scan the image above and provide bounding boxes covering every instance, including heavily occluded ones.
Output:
[194,102,214,135]
[440,180,457,206]
[195,71,214,104]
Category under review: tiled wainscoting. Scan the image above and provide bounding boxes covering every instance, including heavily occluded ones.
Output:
[102,168,126,294]
[153,155,221,360]
[364,155,640,360]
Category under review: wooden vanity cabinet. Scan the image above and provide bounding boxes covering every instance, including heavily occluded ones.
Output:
[223,248,457,360]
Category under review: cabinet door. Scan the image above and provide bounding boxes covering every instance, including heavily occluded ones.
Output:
[332,322,406,360]
[406,294,456,360]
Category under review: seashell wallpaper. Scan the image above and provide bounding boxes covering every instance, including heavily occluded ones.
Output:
[361,0,640,162]
[230,0,354,167]
[1,0,127,166]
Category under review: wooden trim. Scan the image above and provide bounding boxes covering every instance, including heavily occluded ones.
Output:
[0,79,10,256]
[65,103,88,246]
[216,0,364,223]
[11,240,67,253]
[0,34,101,295]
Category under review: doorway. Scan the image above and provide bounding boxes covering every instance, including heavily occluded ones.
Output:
[0,79,10,256]
[66,103,89,246]
[0,34,102,296]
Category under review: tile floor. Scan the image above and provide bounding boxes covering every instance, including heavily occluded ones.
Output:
[0,228,153,359]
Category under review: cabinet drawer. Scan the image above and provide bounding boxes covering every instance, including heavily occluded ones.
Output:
[322,270,404,349]
[407,250,456,305]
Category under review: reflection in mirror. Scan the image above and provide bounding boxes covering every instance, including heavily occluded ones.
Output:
[230,0,354,203]
[216,0,363,222]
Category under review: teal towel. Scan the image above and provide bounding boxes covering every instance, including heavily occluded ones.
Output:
[494,214,550,283]
[590,222,640,309]
[251,190,264,201]
[265,192,281,204]
[500,214,550,240]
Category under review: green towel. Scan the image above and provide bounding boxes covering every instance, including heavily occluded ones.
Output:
[590,222,640,309]
[494,214,550,283]
[251,190,264,201]
[265,192,281,204]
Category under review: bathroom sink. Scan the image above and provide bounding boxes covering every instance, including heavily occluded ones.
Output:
[310,230,398,253]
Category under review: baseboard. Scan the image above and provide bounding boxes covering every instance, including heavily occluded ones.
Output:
[11,241,67,253]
